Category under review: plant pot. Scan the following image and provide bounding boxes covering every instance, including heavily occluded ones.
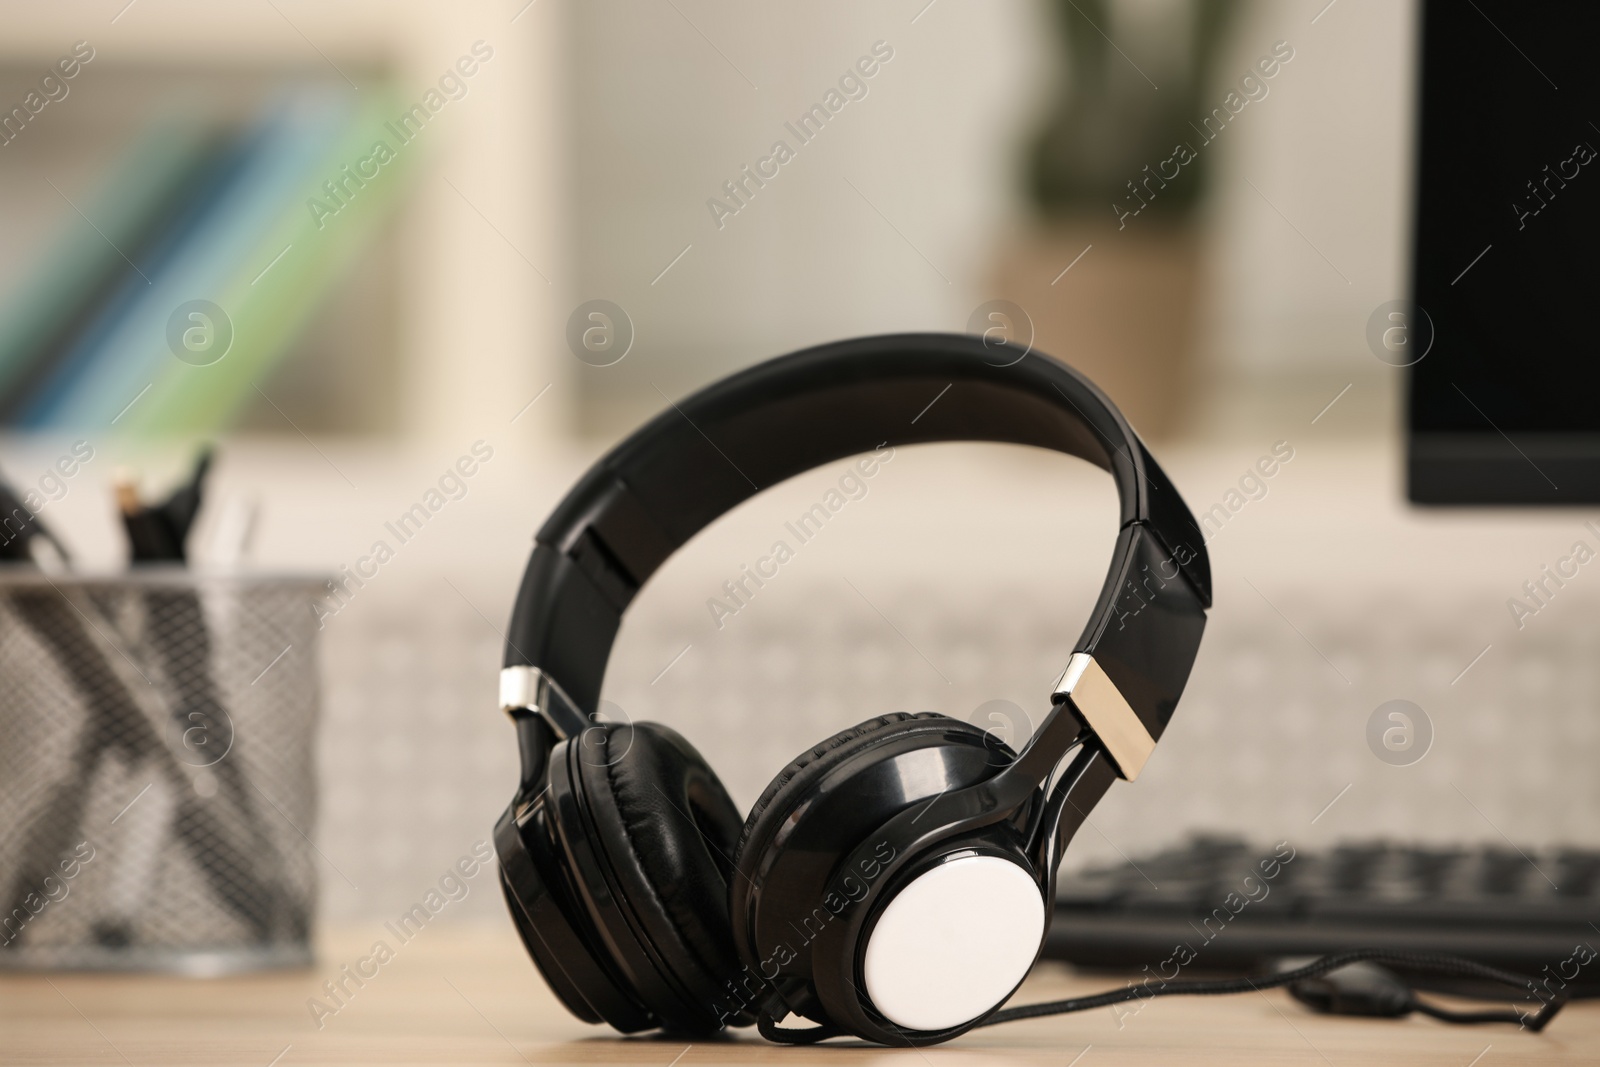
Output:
[990,220,1203,439]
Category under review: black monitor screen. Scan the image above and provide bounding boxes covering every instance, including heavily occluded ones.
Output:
[1408,0,1600,504]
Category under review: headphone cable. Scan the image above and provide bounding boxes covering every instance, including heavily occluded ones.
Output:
[978,948,1567,1032]
[757,949,1567,1046]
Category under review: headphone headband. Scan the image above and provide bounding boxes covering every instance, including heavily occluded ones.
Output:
[503,333,1210,780]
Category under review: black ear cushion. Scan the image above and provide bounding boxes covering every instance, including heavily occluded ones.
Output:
[576,721,748,1032]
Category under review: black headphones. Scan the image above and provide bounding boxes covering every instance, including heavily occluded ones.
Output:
[493,333,1211,1046]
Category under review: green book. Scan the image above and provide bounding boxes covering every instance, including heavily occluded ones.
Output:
[124,87,418,435]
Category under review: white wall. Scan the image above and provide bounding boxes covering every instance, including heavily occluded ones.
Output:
[571,0,1053,421]
[573,0,1421,424]
[1201,0,1417,375]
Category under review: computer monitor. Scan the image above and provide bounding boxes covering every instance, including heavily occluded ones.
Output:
[1407,0,1600,504]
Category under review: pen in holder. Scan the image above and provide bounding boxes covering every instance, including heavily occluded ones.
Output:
[0,570,325,974]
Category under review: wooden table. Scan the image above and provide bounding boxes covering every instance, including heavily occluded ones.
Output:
[3,925,1594,1065]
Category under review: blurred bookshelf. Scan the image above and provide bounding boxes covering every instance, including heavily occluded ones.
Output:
[0,1,568,443]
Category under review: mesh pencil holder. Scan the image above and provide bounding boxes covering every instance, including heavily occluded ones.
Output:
[0,570,325,974]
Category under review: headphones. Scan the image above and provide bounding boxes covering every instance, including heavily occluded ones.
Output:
[493,333,1211,1046]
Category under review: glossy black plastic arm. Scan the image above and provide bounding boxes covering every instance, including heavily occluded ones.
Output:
[505,333,1211,719]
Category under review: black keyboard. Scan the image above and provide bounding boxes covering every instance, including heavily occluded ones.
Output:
[1045,836,1600,989]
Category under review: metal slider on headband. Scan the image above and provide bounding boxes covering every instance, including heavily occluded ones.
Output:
[499,665,590,739]
[1051,653,1156,781]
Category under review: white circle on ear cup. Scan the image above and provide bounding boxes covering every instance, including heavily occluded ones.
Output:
[861,854,1044,1032]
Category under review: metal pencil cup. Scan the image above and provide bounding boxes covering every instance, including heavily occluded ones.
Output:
[0,571,324,974]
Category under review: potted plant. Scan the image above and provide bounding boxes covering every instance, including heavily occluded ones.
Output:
[996,0,1239,437]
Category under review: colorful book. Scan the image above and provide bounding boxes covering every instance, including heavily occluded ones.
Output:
[124,86,417,435]
[19,90,358,429]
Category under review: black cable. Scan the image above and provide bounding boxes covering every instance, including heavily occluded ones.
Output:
[758,950,1566,1045]
[1411,999,1532,1027]
[978,949,1565,1032]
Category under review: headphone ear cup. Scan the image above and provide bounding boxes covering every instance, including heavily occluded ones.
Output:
[572,721,752,1033]
[733,713,928,869]
[730,715,958,951]
[728,713,1007,1022]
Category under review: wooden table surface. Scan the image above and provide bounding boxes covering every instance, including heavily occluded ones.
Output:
[2,924,1594,1065]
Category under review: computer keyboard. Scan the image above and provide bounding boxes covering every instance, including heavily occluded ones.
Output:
[1046,836,1600,989]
